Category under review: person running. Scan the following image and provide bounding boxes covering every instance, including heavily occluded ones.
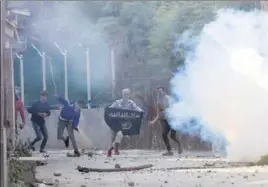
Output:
[28,91,51,153]
[149,87,182,156]
[55,93,83,157]
[107,88,143,157]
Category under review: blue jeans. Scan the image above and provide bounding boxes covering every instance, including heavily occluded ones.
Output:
[30,122,48,151]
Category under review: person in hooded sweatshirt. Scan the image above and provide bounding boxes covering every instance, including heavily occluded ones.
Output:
[27,91,51,153]
[55,93,83,157]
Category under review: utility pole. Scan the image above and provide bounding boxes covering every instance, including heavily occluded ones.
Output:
[54,42,68,100]
[31,44,46,91]
[77,44,91,108]
[16,54,24,103]
[111,48,116,100]
[85,48,91,108]
[0,1,8,187]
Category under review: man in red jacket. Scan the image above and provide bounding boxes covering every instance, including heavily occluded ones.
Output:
[15,88,26,135]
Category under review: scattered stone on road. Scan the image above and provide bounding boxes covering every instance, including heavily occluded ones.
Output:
[115,164,121,169]
[35,150,268,187]
[128,181,135,186]
[53,172,62,177]
[37,184,47,187]
[87,152,93,157]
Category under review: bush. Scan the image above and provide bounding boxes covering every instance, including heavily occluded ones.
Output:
[256,154,268,166]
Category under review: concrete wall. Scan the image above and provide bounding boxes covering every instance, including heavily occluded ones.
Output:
[18,109,111,150]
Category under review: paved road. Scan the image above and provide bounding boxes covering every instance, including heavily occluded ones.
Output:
[35,150,268,187]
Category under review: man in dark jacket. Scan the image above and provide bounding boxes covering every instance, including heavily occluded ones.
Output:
[28,91,51,153]
[55,94,83,157]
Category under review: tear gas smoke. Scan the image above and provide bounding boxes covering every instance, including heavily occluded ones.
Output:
[169,9,268,161]
[30,2,111,149]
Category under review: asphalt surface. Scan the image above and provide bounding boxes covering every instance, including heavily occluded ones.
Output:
[34,150,268,187]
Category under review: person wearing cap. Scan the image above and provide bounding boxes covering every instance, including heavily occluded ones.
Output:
[55,93,84,157]
[27,90,51,153]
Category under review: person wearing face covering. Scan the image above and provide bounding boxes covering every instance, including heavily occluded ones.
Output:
[55,93,84,157]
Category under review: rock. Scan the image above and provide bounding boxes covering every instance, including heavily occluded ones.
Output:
[55,179,59,183]
[128,181,135,186]
[81,149,86,154]
[53,172,62,177]
[43,154,49,158]
[36,160,48,166]
[243,175,248,179]
[37,184,47,187]
[164,180,168,183]
[87,152,93,157]
[115,164,121,169]
[81,185,87,187]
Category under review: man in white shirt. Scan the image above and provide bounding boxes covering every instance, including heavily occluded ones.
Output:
[149,87,182,156]
[107,88,143,157]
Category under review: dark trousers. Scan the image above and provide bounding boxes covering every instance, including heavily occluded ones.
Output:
[57,118,78,152]
[30,122,48,151]
[161,119,182,151]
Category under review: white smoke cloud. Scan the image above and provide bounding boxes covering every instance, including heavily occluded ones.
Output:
[169,9,268,162]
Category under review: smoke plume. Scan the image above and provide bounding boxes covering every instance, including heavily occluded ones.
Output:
[28,2,111,148]
[169,9,268,161]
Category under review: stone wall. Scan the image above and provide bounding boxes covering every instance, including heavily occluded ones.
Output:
[18,109,111,150]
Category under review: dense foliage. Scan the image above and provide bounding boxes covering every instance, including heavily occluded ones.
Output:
[15,1,257,106]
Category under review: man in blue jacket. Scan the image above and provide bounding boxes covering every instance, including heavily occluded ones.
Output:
[28,91,51,153]
[55,94,84,157]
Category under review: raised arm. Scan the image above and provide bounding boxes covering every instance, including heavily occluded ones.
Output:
[56,95,69,107]
[109,100,119,108]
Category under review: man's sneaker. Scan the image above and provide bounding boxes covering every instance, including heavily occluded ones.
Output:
[28,145,35,151]
[74,151,81,157]
[39,149,47,153]
[162,151,174,156]
[66,151,81,157]
[64,136,70,148]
